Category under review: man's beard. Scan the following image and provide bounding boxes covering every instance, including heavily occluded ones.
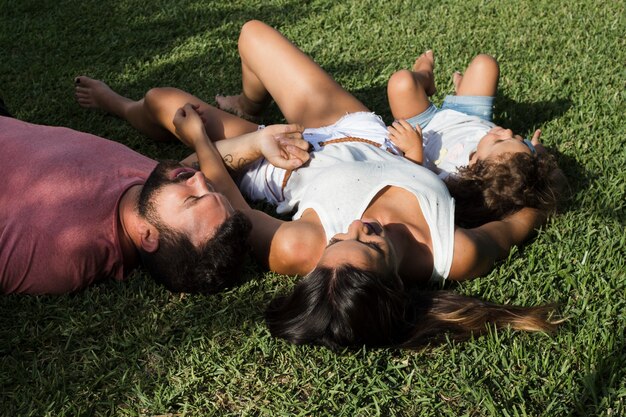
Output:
[137,160,187,225]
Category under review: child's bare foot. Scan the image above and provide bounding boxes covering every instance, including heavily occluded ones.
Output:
[215,94,264,122]
[452,71,463,94]
[74,76,133,118]
[412,50,436,97]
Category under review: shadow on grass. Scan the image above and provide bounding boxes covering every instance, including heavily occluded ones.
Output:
[494,96,573,133]
[0,268,271,415]
[1,0,315,127]
[492,96,624,222]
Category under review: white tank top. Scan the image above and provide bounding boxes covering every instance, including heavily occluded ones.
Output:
[242,142,455,283]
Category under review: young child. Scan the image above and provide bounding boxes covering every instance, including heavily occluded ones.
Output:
[386,52,565,226]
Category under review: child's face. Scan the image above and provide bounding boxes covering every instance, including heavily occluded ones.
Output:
[470,126,533,164]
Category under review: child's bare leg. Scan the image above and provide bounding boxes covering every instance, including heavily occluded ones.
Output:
[217,20,368,128]
[74,76,257,142]
[387,51,436,120]
[453,54,499,96]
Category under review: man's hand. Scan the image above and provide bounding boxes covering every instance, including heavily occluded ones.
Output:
[258,124,310,170]
[173,103,208,149]
[388,119,423,164]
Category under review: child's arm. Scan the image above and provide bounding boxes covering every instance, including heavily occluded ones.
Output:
[449,207,547,281]
[388,119,423,164]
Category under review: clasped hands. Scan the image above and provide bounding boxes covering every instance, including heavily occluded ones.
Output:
[173,103,310,170]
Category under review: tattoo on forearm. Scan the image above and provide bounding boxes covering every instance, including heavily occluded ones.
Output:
[223,154,234,170]
[222,154,251,170]
[237,157,251,169]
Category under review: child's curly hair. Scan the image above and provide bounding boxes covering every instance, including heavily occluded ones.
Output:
[445,152,565,227]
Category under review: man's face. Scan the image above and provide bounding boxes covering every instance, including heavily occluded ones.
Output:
[139,161,234,246]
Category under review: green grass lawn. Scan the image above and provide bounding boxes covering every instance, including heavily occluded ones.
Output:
[1,0,624,415]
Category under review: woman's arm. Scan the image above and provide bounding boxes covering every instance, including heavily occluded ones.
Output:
[242,209,324,275]
[448,207,547,281]
[214,125,310,172]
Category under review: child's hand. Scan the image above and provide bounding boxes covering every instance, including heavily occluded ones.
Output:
[530,129,547,155]
[388,119,423,164]
[530,129,569,206]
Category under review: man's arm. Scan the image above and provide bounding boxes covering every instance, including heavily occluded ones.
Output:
[174,104,309,207]
[173,104,320,272]
[448,207,547,281]
[173,104,251,209]
[176,105,309,173]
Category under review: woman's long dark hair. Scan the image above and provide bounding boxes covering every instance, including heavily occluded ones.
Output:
[265,266,559,350]
[445,152,565,227]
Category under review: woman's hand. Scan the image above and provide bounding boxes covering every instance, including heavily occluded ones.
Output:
[173,103,209,149]
[258,124,310,170]
[388,119,423,164]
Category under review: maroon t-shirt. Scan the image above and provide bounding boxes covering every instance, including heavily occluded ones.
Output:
[0,116,157,294]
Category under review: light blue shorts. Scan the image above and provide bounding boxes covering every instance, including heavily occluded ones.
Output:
[405,95,495,130]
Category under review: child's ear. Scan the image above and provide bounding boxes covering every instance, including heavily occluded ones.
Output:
[138,220,159,253]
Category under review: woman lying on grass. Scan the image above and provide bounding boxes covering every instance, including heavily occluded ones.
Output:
[75,20,562,349]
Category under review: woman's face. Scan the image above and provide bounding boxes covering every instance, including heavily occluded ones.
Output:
[317,219,398,274]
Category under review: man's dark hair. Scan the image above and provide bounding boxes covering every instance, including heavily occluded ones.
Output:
[139,211,252,294]
[136,160,253,294]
